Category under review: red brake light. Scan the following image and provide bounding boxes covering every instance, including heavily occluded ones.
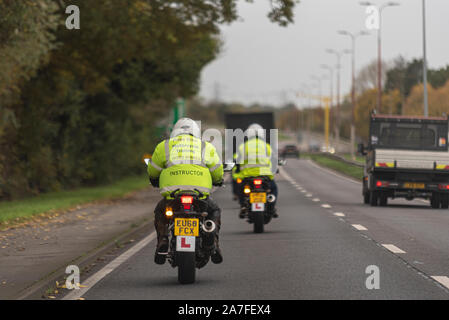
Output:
[376,181,382,187]
[376,181,389,187]
[254,179,262,186]
[181,196,193,204]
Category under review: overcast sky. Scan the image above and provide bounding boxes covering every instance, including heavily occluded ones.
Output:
[199,0,449,107]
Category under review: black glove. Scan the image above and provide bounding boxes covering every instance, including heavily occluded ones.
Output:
[213,180,224,187]
[150,178,160,188]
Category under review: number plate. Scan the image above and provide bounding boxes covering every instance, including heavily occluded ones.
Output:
[250,193,267,204]
[403,182,425,189]
[174,218,199,237]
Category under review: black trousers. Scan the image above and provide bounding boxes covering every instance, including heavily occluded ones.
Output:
[154,197,221,241]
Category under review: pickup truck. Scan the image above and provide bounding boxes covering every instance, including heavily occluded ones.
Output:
[359,114,449,208]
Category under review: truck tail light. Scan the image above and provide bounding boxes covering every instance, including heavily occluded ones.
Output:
[376,181,389,188]
[438,184,449,190]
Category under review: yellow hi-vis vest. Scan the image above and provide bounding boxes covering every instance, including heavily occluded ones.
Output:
[236,137,274,180]
[147,134,224,197]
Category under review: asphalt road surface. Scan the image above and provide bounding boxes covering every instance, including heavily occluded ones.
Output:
[67,159,449,300]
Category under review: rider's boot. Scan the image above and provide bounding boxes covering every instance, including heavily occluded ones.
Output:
[211,235,223,264]
[154,219,169,265]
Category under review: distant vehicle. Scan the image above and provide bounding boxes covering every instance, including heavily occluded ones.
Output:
[281,144,300,158]
[359,114,449,208]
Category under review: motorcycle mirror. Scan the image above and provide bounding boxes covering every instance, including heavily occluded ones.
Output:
[223,163,235,172]
[278,159,287,166]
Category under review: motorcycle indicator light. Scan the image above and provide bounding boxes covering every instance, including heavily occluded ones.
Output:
[181,196,193,204]
[244,186,251,194]
[236,178,243,184]
[165,207,173,217]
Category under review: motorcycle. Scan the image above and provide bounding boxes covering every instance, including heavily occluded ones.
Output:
[163,189,218,284]
[144,158,228,285]
[238,176,276,233]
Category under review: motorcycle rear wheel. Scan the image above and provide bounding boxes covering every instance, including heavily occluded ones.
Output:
[176,252,196,284]
[253,212,264,233]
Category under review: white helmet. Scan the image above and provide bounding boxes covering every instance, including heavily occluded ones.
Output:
[171,118,201,138]
[246,123,265,139]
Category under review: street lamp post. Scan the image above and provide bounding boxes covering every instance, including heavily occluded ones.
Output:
[321,64,334,153]
[360,1,400,113]
[326,49,347,154]
[422,0,428,116]
[338,30,369,160]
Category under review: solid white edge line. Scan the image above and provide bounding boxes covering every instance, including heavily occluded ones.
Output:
[307,159,360,185]
[431,276,449,289]
[382,244,406,254]
[63,231,157,300]
[352,224,368,231]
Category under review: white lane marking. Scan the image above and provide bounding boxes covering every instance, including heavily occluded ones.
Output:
[334,212,345,217]
[431,276,449,289]
[382,244,406,254]
[301,190,306,193]
[306,194,312,197]
[352,224,368,231]
[322,204,332,208]
[63,231,157,300]
[312,198,320,202]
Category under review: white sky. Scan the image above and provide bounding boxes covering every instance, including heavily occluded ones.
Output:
[199,0,449,107]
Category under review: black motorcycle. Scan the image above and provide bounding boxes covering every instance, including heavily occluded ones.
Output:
[239,176,276,233]
[162,189,218,284]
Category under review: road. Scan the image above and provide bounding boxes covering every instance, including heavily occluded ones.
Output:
[65,159,449,300]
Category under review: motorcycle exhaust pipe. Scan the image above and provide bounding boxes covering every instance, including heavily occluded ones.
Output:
[267,194,276,203]
[202,220,216,233]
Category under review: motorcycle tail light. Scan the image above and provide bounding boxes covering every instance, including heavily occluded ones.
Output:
[253,179,262,186]
[183,204,192,211]
[181,196,193,204]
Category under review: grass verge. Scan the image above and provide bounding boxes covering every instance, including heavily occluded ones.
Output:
[0,175,149,225]
[308,154,364,181]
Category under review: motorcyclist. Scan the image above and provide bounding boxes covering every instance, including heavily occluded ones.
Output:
[147,118,224,265]
[235,123,279,218]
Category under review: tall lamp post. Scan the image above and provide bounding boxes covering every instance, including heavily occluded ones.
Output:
[422,0,428,116]
[338,30,369,159]
[360,1,400,113]
[326,49,347,153]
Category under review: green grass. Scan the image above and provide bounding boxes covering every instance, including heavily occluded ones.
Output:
[309,154,364,181]
[341,153,365,164]
[0,175,149,225]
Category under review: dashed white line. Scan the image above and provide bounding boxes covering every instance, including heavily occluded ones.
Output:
[352,224,368,231]
[306,194,313,197]
[382,244,406,254]
[431,276,449,289]
[321,204,332,208]
[312,198,320,202]
[334,212,345,217]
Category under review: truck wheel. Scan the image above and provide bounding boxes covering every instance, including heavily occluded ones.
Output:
[379,193,388,207]
[431,193,441,209]
[363,192,370,204]
[369,191,378,207]
[441,194,449,209]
